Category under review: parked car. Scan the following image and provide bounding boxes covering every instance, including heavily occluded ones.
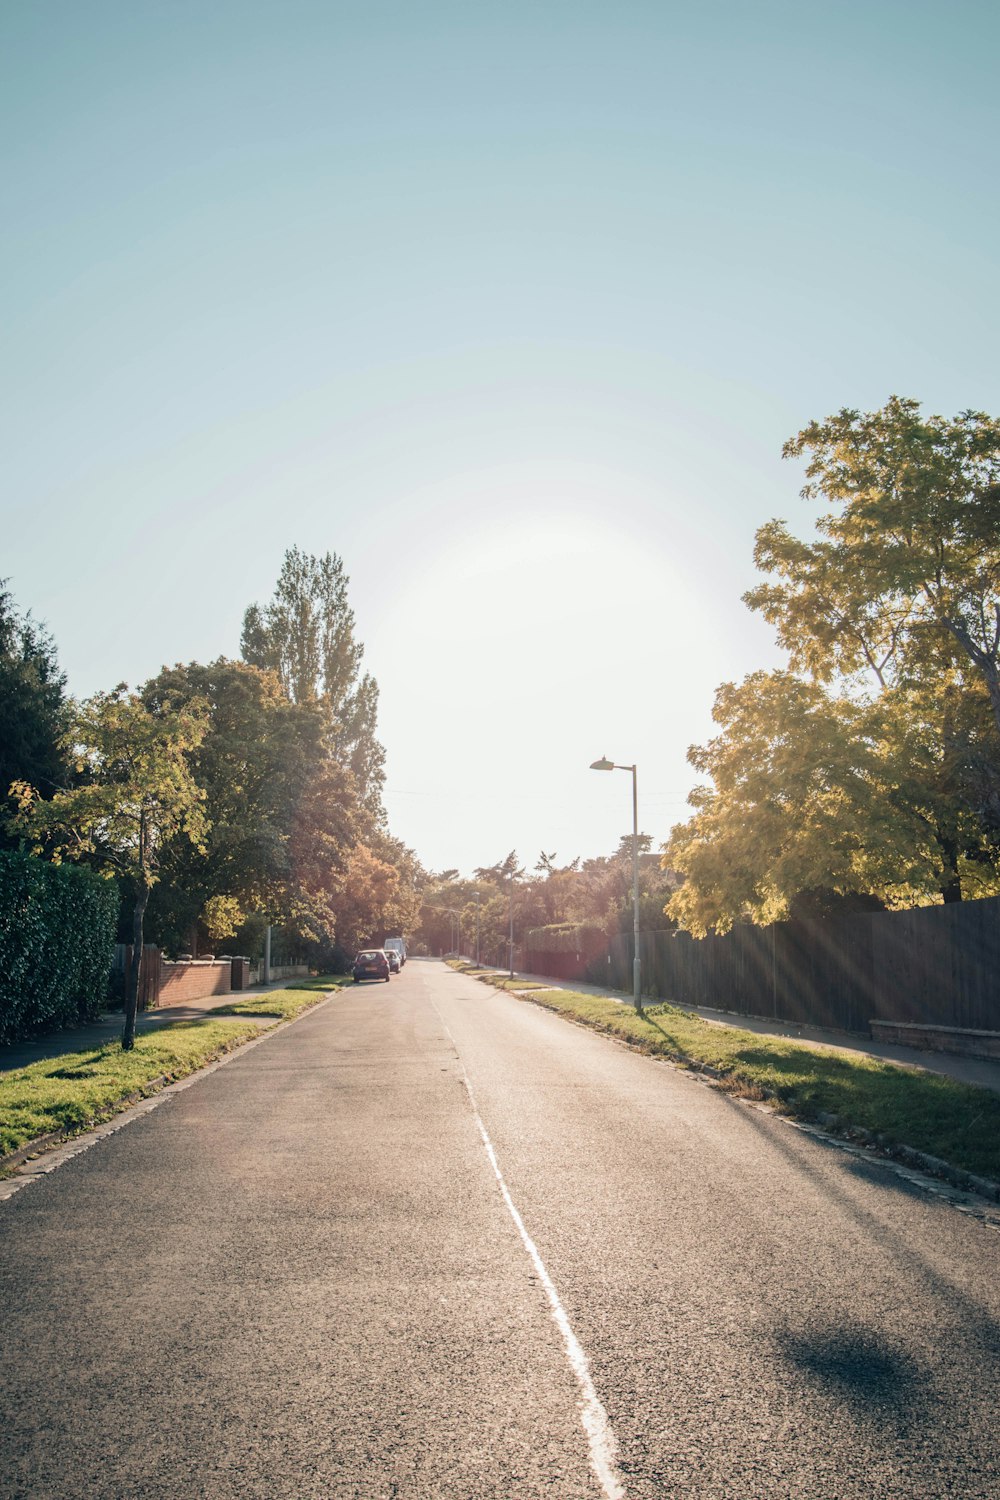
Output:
[385,949,401,973]
[353,949,390,983]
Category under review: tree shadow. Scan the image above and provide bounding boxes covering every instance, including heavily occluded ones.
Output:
[839,1155,928,1198]
[773,1323,921,1421]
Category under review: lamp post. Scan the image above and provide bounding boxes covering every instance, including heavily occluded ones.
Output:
[590,755,643,1015]
[508,866,515,979]
[475,889,481,966]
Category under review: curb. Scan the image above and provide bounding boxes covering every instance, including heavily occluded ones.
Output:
[0,990,338,1197]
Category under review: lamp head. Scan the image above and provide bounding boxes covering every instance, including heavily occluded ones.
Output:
[590,756,615,771]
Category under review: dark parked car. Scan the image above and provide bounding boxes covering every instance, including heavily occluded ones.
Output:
[353,949,390,983]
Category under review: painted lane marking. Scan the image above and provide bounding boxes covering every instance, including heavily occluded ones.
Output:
[432,1001,626,1500]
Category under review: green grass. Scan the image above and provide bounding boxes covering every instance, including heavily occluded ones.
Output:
[0,978,348,1163]
[211,973,353,1020]
[445,959,549,990]
[465,971,1000,1185]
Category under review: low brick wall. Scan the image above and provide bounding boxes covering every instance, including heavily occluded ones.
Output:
[157,959,232,1008]
[871,1020,1000,1060]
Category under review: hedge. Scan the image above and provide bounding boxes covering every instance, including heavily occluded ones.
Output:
[0,850,119,1044]
[525,922,607,955]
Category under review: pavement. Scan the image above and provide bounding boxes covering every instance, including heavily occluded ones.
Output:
[0,976,309,1073]
[2,958,999,1498]
[497,967,1000,1095]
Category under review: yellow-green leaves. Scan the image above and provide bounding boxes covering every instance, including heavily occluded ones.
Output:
[8,686,210,889]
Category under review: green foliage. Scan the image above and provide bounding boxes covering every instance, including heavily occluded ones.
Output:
[416,839,673,959]
[669,398,1000,933]
[747,397,1000,704]
[201,893,245,944]
[8,685,210,1048]
[241,546,386,813]
[0,582,68,838]
[143,659,358,950]
[525,922,607,954]
[0,850,118,1043]
[9,686,209,884]
[665,671,978,933]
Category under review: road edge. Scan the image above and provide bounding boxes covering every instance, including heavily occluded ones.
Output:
[453,966,1000,1223]
[0,989,339,1202]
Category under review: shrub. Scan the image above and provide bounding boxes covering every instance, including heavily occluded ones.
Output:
[525,922,607,955]
[0,850,119,1043]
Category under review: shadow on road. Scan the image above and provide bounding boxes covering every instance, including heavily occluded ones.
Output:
[728,1091,1000,1435]
[774,1325,920,1417]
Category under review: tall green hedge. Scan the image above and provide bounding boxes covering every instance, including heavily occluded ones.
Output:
[0,850,119,1044]
[525,922,607,955]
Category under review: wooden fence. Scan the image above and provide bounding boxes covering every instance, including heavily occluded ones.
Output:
[586,895,1000,1035]
[113,944,162,1011]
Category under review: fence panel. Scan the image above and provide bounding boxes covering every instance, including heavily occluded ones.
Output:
[579,897,1000,1036]
[116,944,162,1011]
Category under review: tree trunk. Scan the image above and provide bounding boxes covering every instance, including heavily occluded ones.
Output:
[983,658,1000,743]
[937,830,963,904]
[122,883,150,1050]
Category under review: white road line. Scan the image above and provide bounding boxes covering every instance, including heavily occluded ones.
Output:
[432,1002,626,1500]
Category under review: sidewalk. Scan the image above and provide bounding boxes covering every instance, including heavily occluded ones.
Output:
[498,969,1000,1096]
[0,978,308,1075]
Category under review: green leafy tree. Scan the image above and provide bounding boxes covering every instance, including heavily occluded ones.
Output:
[664,667,1000,934]
[667,398,1000,933]
[241,547,385,813]
[142,659,359,952]
[746,397,1000,717]
[0,583,69,832]
[10,687,209,1048]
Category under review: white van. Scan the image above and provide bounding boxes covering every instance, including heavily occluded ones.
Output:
[383,936,406,967]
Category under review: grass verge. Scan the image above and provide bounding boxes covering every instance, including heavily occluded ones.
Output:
[211,973,353,1020]
[451,963,1000,1186]
[0,976,350,1164]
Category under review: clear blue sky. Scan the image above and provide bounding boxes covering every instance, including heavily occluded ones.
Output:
[3,1,998,874]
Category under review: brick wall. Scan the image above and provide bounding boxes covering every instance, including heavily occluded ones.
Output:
[157,959,232,1007]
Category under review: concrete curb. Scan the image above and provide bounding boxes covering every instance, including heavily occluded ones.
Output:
[0,990,339,1200]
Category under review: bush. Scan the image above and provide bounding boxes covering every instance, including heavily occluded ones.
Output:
[0,850,119,1043]
[525,922,607,955]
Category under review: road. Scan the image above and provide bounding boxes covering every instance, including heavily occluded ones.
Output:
[2,959,998,1498]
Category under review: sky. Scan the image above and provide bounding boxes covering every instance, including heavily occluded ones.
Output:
[3,1,999,875]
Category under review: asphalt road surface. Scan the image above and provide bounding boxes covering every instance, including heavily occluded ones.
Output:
[2,960,999,1499]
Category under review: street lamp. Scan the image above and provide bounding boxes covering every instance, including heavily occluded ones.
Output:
[590,756,643,1015]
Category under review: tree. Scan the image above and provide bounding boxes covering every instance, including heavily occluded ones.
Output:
[331,843,399,953]
[241,547,386,812]
[142,659,359,953]
[746,397,1000,720]
[0,583,69,832]
[665,398,1000,934]
[10,687,209,1048]
[664,670,998,935]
